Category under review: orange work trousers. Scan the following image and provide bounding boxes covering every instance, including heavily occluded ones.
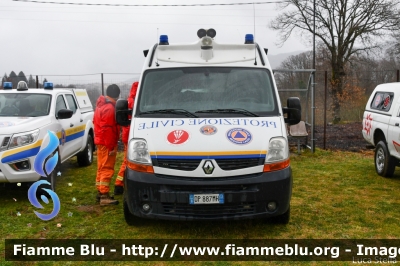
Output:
[96,145,117,194]
[115,143,127,187]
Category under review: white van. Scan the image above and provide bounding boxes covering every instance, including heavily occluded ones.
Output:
[116,29,301,224]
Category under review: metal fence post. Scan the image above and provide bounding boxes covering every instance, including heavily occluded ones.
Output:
[324,71,327,150]
[397,70,399,82]
[35,75,39,88]
[101,73,104,96]
[311,70,315,153]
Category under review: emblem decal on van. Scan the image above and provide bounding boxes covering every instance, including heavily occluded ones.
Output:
[383,95,391,108]
[363,113,373,136]
[226,128,252,145]
[60,129,66,146]
[0,121,14,127]
[203,160,215,174]
[374,94,382,107]
[200,125,217,135]
[167,130,189,145]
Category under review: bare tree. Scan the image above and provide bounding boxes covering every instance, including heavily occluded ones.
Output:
[387,33,400,62]
[270,0,400,123]
[275,51,314,91]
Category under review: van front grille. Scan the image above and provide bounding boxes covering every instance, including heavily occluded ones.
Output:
[152,159,201,171]
[215,158,264,170]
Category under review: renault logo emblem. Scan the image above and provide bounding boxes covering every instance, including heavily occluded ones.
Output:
[203,160,214,174]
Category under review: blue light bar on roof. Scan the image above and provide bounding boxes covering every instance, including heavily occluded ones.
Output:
[44,82,53,90]
[3,82,12,89]
[159,35,169,45]
[245,34,254,44]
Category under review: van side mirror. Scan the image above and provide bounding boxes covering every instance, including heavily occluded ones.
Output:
[57,109,73,119]
[115,99,131,126]
[283,97,301,125]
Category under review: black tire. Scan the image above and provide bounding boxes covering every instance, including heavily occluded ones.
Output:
[270,207,290,224]
[77,134,94,167]
[124,199,143,226]
[375,141,397,177]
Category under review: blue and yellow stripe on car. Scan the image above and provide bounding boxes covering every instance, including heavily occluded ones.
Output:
[1,140,43,164]
[66,125,86,141]
[1,125,86,164]
[150,150,268,160]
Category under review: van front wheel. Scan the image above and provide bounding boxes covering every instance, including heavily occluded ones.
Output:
[375,141,396,177]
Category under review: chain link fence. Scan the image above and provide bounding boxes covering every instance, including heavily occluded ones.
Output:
[275,69,400,126]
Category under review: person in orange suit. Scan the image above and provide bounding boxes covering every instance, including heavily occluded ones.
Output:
[93,84,121,205]
[114,82,139,195]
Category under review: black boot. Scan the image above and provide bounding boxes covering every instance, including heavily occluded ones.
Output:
[114,185,124,195]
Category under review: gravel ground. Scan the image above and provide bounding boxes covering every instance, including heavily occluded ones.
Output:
[288,122,369,152]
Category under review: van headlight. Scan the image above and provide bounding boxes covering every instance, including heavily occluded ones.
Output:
[264,137,290,172]
[266,137,288,162]
[127,139,152,164]
[9,129,40,149]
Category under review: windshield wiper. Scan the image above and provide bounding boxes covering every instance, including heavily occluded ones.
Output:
[139,109,198,118]
[195,108,259,117]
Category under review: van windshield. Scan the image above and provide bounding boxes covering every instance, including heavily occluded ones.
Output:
[137,67,279,117]
[0,93,51,117]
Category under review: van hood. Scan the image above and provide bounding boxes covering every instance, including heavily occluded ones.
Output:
[0,117,50,134]
[133,117,284,160]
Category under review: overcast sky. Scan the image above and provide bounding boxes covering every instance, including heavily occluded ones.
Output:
[1,0,308,83]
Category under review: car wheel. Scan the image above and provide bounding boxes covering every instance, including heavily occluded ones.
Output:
[375,141,397,177]
[77,134,94,167]
[270,207,290,224]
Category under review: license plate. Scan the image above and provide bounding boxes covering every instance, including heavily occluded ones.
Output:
[189,194,224,204]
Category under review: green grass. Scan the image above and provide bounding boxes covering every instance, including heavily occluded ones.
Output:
[2,149,400,265]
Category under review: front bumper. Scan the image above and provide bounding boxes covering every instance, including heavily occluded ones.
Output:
[124,167,292,221]
[0,157,40,183]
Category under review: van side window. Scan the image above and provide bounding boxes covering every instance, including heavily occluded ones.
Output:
[371,92,394,112]
[65,94,77,114]
[56,95,67,118]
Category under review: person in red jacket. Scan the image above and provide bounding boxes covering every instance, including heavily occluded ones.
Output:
[93,84,121,205]
[114,81,138,195]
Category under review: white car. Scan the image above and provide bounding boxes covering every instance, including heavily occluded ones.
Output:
[362,82,400,177]
[0,82,94,190]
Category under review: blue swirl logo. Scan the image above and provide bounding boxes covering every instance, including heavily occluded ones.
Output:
[28,130,61,221]
[28,180,60,220]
